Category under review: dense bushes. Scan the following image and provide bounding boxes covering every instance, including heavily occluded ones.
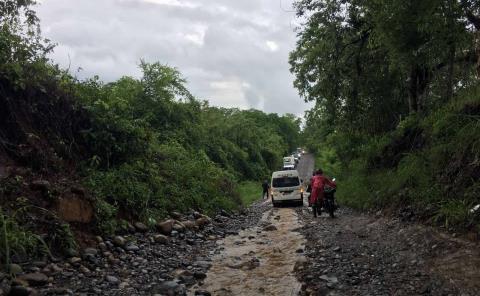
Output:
[292,0,480,232]
[74,62,300,232]
[0,0,301,264]
[330,86,480,231]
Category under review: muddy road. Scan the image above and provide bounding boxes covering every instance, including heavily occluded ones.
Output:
[24,155,480,296]
[189,154,480,296]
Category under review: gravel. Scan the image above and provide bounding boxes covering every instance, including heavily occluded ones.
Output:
[294,207,480,296]
[0,201,270,296]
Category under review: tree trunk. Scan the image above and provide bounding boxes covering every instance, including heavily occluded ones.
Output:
[408,65,430,113]
[408,67,419,114]
[446,43,455,101]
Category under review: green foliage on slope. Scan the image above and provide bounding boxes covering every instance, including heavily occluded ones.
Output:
[291,0,480,231]
[0,0,301,255]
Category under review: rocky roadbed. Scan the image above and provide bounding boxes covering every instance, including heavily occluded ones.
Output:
[295,207,480,296]
[2,199,479,296]
[0,201,271,296]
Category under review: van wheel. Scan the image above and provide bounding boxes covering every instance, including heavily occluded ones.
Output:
[272,200,279,207]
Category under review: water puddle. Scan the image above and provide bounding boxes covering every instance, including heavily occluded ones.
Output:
[190,207,306,295]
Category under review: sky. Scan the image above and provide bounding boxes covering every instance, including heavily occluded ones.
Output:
[35,0,313,116]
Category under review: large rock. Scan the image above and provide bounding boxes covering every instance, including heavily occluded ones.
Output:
[173,221,186,232]
[134,222,148,233]
[195,217,210,229]
[170,211,183,220]
[56,196,93,223]
[157,220,174,235]
[18,272,49,287]
[182,220,197,230]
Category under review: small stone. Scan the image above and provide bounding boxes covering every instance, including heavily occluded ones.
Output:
[179,275,195,286]
[153,234,169,244]
[194,290,211,296]
[83,248,98,256]
[18,272,49,286]
[125,244,140,252]
[194,261,212,269]
[332,246,341,252]
[69,257,81,264]
[113,236,126,247]
[193,271,207,280]
[263,224,277,231]
[153,280,181,295]
[105,275,120,284]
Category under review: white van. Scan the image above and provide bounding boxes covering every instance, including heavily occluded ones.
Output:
[283,156,295,170]
[270,170,303,207]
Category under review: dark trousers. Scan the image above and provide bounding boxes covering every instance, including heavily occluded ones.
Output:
[262,189,268,199]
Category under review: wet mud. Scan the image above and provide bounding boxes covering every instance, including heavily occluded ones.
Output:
[192,205,306,295]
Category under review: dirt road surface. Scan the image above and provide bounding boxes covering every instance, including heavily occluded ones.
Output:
[190,154,480,296]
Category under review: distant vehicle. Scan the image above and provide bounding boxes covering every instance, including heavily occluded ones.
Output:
[270,170,304,207]
[283,156,295,170]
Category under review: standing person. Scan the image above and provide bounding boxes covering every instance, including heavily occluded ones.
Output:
[261,180,270,199]
[309,169,336,217]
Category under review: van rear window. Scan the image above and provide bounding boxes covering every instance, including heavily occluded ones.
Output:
[272,177,300,187]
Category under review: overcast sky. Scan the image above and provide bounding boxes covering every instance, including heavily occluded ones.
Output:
[35,0,313,116]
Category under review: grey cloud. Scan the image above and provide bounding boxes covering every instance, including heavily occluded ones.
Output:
[36,0,312,116]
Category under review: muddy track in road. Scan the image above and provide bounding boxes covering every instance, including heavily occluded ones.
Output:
[191,205,305,295]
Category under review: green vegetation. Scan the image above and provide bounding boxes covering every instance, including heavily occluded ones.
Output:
[237,181,262,206]
[0,0,301,259]
[291,0,480,231]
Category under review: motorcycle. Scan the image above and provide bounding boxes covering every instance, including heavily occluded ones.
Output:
[323,180,337,218]
[312,178,337,218]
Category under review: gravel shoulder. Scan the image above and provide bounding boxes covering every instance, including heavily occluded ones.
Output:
[0,201,271,296]
[295,207,480,296]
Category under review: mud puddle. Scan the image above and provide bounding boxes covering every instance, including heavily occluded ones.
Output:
[189,207,306,295]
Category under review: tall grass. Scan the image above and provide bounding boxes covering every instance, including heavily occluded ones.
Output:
[237,181,263,206]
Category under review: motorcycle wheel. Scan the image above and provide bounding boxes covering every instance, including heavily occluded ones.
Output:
[326,199,335,218]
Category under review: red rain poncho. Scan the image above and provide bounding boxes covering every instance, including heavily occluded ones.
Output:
[309,174,336,205]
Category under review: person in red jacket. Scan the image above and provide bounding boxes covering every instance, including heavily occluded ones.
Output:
[309,169,336,217]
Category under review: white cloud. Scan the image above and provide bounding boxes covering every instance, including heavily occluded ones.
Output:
[183,24,207,46]
[265,40,279,52]
[141,0,198,8]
